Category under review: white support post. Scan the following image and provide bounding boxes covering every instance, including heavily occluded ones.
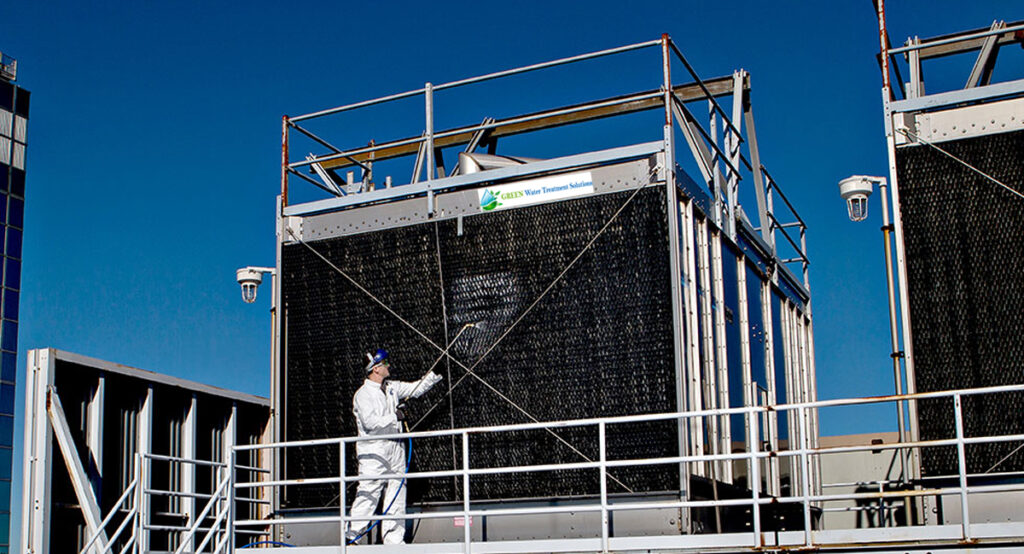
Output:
[47,388,109,553]
[710,232,731,482]
[598,422,609,553]
[224,404,238,553]
[760,282,781,496]
[726,71,745,240]
[681,200,705,476]
[23,349,55,554]
[709,101,723,228]
[86,377,105,502]
[137,386,153,552]
[182,394,197,552]
[696,220,718,476]
[737,258,753,454]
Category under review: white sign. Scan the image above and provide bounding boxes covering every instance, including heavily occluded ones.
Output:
[477,171,594,212]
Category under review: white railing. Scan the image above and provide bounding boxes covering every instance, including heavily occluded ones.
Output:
[223,383,1024,552]
[92,384,1024,552]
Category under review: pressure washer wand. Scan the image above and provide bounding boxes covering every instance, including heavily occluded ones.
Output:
[402,321,481,403]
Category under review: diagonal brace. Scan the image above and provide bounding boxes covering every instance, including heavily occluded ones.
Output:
[48,388,110,553]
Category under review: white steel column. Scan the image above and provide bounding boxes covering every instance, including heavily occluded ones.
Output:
[224,403,237,550]
[661,34,690,513]
[710,232,731,482]
[681,200,705,475]
[760,282,781,496]
[182,394,197,551]
[696,219,718,477]
[23,348,55,554]
[137,386,153,552]
[86,377,105,502]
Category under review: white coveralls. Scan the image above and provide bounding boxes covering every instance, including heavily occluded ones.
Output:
[349,372,443,544]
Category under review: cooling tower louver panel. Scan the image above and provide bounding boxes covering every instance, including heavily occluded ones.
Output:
[896,130,1024,476]
[282,186,680,507]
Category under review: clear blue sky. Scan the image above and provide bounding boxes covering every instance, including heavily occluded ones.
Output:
[2,0,1021,546]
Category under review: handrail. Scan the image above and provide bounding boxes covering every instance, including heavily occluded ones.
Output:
[226,383,1024,553]
[237,382,1024,451]
[887,21,1024,55]
[173,469,231,554]
[291,39,662,123]
[762,166,805,230]
[79,479,137,554]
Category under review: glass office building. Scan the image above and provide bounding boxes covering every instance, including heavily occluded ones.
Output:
[0,52,27,554]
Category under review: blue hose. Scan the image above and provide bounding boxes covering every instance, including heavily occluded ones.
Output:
[346,437,414,545]
[239,540,295,548]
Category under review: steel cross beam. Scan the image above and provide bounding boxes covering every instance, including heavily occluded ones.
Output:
[47,388,110,553]
[312,76,747,171]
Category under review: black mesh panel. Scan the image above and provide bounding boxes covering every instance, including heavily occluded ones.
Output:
[896,130,1024,476]
[282,186,679,507]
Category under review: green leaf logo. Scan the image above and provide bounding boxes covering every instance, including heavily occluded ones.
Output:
[480,189,502,211]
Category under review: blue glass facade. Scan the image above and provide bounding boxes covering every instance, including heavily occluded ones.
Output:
[0,75,27,554]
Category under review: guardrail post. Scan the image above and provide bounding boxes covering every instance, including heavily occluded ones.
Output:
[133,453,143,554]
[136,453,146,553]
[748,409,761,547]
[953,394,971,540]
[227,450,237,554]
[599,422,609,553]
[798,407,813,547]
[462,432,471,554]
[340,441,348,554]
[425,82,435,216]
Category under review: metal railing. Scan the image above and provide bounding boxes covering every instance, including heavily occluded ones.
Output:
[225,383,1024,552]
[80,451,270,554]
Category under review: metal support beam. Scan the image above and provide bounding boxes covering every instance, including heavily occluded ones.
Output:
[710,232,731,482]
[138,386,154,552]
[86,376,104,502]
[743,91,772,251]
[966,21,1004,89]
[182,394,197,552]
[312,77,746,171]
[47,388,110,553]
[661,33,690,525]
[23,349,54,554]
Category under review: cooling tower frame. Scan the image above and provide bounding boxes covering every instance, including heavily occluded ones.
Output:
[881,19,1024,526]
[271,36,817,541]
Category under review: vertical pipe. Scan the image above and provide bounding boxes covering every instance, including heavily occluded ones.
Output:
[340,441,348,554]
[877,0,892,97]
[274,197,286,531]
[425,82,435,216]
[462,432,471,554]
[766,180,776,261]
[953,394,971,540]
[879,181,911,513]
[281,116,289,208]
[599,422,609,552]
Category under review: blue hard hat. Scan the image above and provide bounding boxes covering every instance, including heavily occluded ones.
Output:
[364,348,389,372]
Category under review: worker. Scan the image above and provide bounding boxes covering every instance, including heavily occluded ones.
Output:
[347,348,443,544]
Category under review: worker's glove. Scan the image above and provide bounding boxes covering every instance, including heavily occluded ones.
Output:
[396,404,407,421]
[426,371,443,386]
